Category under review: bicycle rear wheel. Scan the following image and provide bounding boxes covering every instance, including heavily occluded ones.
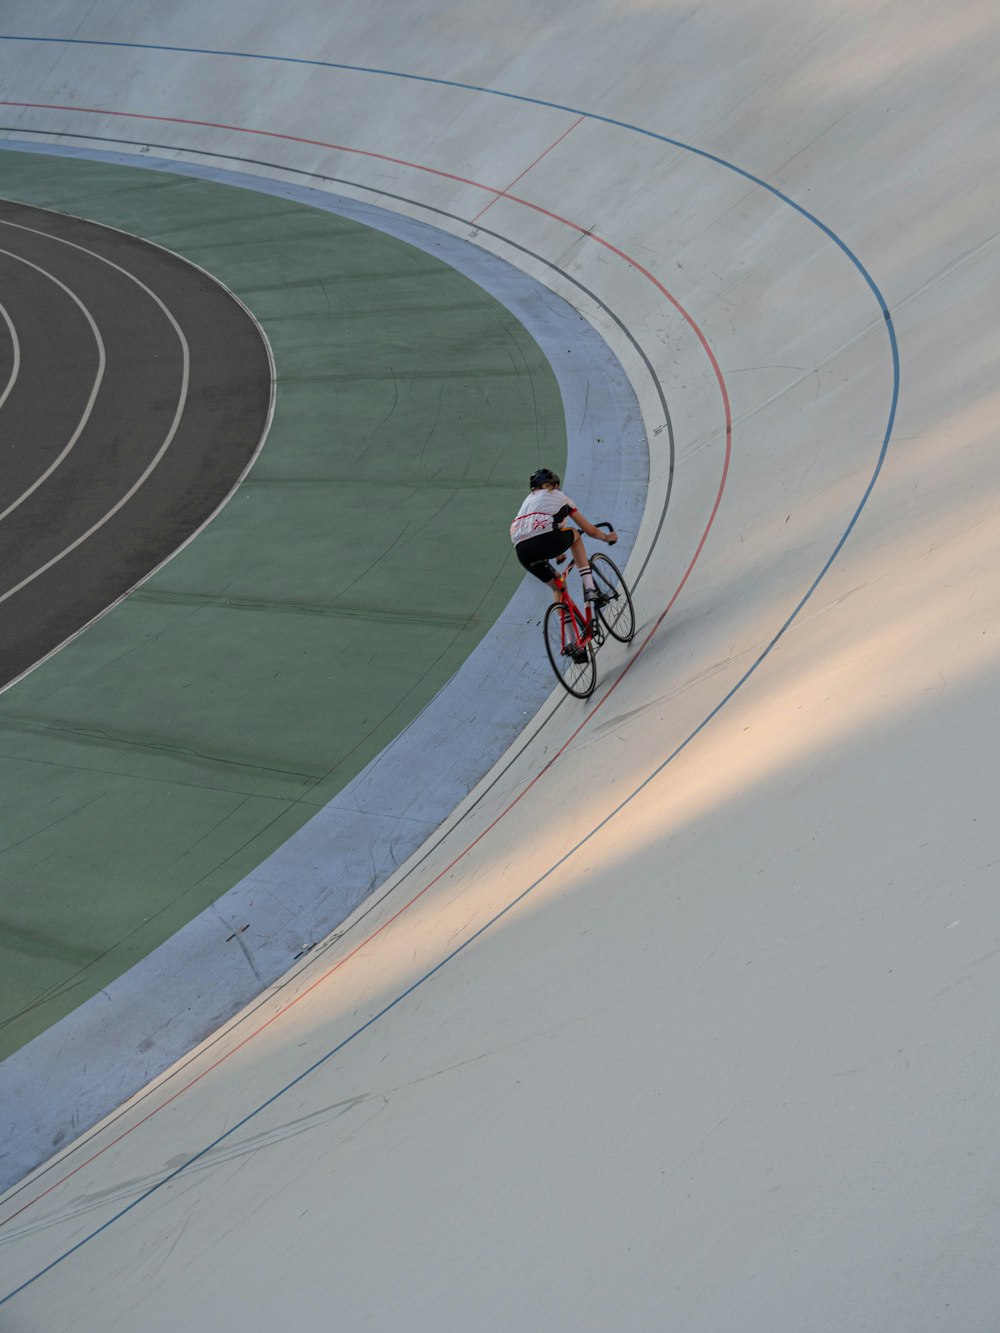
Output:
[543,603,597,698]
[591,552,635,642]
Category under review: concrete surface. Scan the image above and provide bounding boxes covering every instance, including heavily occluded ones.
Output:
[0,144,646,1189]
[0,148,574,1060]
[0,2,998,1329]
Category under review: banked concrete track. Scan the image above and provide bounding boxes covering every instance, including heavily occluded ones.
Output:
[1,3,999,1328]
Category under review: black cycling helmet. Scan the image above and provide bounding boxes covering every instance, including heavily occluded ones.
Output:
[529,467,560,490]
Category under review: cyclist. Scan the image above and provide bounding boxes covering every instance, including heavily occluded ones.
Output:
[510,468,618,605]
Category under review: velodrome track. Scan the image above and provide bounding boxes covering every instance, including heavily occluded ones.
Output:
[0,148,646,1181]
[1,3,999,1328]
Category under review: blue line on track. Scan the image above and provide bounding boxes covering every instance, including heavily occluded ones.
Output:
[0,34,899,1307]
[0,35,896,368]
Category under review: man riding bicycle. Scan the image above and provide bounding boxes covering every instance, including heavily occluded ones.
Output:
[510,468,618,604]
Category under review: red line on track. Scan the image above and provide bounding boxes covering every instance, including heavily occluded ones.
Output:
[0,100,732,1227]
[471,114,585,223]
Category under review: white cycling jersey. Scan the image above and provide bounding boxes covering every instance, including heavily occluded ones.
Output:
[509,487,579,545]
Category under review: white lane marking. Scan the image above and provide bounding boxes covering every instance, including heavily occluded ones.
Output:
[0,248,106,523]
[0,219,190,603]
[0,298,22,411]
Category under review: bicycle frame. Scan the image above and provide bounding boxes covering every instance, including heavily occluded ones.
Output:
[549,567,602,653]
[539,524,634,699]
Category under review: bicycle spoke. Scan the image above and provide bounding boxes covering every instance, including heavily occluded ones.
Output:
[543,602,597,698]
[591,553,636,642]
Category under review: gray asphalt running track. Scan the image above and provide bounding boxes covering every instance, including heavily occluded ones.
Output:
[0,200,272,686]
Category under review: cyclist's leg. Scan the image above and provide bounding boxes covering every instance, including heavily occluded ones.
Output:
[516,531,575,601]
[543,566,562,603]
[565,529,600,599]
[567,529,588,570]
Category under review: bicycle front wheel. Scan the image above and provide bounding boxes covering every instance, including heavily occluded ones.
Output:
[591,552,636,642]
[543,603,597,699]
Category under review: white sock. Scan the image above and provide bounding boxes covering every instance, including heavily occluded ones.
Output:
[579,565,595,592]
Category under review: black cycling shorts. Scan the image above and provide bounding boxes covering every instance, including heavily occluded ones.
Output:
[515,528,576,583]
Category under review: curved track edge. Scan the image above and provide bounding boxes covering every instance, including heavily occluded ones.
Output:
[0,142,650,1193]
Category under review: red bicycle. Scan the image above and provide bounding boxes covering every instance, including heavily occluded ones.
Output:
[543,523,636,698]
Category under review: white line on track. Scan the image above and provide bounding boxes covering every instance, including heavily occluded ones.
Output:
[0,219,190,605]
[0,246,105,524]
[0,298,22,411]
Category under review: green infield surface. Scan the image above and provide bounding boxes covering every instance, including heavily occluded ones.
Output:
[0,151,566,1060]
